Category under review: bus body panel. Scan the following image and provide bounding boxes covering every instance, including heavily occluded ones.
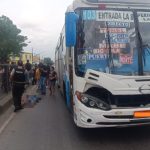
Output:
[55,0,150,128]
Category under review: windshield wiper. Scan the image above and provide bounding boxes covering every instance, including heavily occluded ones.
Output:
[134,11,144,75]
[136,20,150,70]
[106,22,114,73]
[136,25,146,66]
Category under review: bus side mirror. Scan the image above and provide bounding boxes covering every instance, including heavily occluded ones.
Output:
[65,12,79,47]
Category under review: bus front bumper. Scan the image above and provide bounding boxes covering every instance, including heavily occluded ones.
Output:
[75,105,150,128]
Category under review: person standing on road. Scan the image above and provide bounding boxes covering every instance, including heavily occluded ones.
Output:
[35,64,41,90]
[10,62,17,72]
[25,60,32,84]
[10,60,26,112]
[48,66,57,95]
[40,65,47,95]
[10,62,17,87]
[32,64,37,85]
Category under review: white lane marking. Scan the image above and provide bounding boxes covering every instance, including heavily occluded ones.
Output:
[0,113,16,135]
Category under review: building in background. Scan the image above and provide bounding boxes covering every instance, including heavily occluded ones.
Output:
[20,52,32,64]
[10,52,33,64]
[33,54,40,64]
[9,55,20,64]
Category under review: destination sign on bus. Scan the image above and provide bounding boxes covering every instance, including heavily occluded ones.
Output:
[88,53,107,60]
[99,43,126,49]
[83,10,134,22]
[119,55,133,64]
[138,12,150,22]
[93,48,120,54]
[109,33,129,43]
[100,28,126,33]
[97,11,133,22]
[107,21,130,28]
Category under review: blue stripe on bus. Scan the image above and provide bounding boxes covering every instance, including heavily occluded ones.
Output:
[63,74,71,109]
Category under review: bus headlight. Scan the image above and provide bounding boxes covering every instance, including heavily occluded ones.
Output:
[76,91,111,111]
[89,100,96,107]
[81,96,89,103]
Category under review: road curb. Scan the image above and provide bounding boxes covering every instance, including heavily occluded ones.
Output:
[0,93,13,115]
[0,113,15,135]
[0,85,36,116]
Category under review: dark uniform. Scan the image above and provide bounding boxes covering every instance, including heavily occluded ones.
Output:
[12,67,26,111]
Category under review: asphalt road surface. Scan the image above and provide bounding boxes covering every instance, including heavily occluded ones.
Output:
[0,90,150,150]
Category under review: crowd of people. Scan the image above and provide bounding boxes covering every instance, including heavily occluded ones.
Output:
[4,59,57,112]
[34,62,57,96]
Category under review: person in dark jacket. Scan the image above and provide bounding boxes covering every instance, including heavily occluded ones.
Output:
[10,60,26,112]
[48,66,57,95]
[40,65,47,95]
[25,60,32,84]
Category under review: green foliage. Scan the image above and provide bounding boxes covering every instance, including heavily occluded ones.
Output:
[0,15,28,63]
[43,57,54,66]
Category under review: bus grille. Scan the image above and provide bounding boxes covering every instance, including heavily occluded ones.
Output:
[112,95,150,108]
[85,87,150,108]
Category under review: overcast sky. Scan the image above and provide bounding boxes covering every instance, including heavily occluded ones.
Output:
[0,0,73,60]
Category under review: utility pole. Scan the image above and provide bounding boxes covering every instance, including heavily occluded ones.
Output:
[32,48,33,64]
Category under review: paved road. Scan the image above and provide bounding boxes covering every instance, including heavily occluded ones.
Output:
[0,90,11,100]
[0,90,3,99]
[1,90,150,150]
[0,85,11,100]
[0,83,5,100]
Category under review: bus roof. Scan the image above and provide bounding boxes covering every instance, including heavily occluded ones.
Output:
[83,0,150,4]
[66,0,150,12]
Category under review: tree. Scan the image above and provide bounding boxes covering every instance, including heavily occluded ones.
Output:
[43,57,54,66]
[0,15,28,63]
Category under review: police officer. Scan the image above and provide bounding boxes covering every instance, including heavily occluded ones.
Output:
[10,60,26,112]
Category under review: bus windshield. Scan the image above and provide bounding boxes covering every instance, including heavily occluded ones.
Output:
[138,11,150,74]
[75,9,150,76]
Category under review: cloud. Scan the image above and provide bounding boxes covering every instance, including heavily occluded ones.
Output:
[20,23,39,29]
[0,0,73,60]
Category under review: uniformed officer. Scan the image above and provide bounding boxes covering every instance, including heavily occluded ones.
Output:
[10,60,26,112]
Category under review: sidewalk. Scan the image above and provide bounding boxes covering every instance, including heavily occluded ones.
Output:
[0,85,37,116]
[0,90,11,101]
[0,86,74,150]
[0,85,38,132]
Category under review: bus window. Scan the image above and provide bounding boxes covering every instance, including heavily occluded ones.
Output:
[138,12,150,75]
[75,9,139,76]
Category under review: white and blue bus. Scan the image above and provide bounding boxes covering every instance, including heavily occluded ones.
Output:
[55,0,150,128]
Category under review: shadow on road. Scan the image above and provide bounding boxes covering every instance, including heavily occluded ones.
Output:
[72,126,150,149]
[76,125,150,139]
